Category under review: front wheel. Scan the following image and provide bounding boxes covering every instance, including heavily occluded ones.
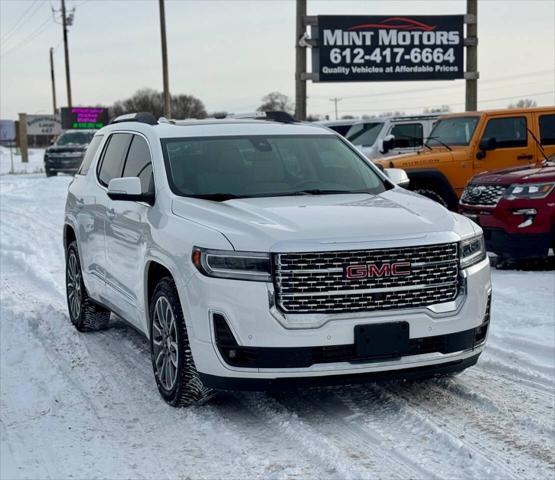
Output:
[149,278,213,407]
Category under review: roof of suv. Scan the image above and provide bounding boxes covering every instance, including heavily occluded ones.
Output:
[102,119,334,139]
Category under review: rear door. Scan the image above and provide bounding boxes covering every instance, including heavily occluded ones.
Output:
[105,134,154,327]
[474,113,535,174]
[535,112,555,160]
[387,122,424,156]
[94,132,133,308]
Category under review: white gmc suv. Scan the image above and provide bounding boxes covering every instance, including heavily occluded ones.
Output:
[64,112,491,407]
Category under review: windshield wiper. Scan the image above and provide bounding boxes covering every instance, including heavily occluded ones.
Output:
[426,136,453,151]
[191,193,248,201]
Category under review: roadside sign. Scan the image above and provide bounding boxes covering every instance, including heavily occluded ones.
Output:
[0,120,16,142]
[311,15,464,82]
[61,107,109,130]
[26,114,62,136]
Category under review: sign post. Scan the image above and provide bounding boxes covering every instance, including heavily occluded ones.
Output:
[18,113,29,164]
[465,0,478,111]
[295,0,307,121]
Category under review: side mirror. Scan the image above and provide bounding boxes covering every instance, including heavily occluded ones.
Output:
[107,177,154,205]
[479,137,497,151]
[385,168,410,188]
[379,134,395,154]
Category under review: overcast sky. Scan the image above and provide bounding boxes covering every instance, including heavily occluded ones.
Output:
[1,0,554,120]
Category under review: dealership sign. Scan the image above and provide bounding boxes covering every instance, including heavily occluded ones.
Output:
[26,115,62,136]
[61,107,109,130]
[0,120,16,142]
[311,15,464,82]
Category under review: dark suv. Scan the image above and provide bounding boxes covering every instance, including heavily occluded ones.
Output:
[44,130,95,177]
[460,159,555,260]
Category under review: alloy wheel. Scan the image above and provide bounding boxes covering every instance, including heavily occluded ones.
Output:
[152,296,179,391]
[67,252,82,320]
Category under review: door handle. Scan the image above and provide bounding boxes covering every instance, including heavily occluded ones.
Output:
[107,208,116,220]
[517,154,534,160]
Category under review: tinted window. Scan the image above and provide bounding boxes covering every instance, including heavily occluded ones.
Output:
[162,135,387,198]
[97,133,132,186]
[482,117,527,148]
[122,135,154,194]
[428,117,479,146]
[78,135,103,175]
[391,123,423,148]
[346,123,384,146]
[539,114,555,145]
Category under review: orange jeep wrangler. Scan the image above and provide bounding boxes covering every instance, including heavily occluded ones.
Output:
[375,106,555,210]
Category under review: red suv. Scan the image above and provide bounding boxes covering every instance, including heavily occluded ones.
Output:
[460,160,555,260]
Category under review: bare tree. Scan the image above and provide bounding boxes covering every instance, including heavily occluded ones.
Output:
[378,111,405,118]
[508,98,537,109]
[423,105,451,113]
[341,115,355,119]
[257,92,294,114]
[110,88,207,119]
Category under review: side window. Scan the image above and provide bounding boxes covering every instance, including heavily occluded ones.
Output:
[391,123,423,148]
[539,114,555,145]
[122,135,154,194]
[482,117,527,148]
[78,134,104,175]
[97,133,132,186]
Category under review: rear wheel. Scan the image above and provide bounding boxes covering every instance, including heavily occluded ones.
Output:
[66,241,111,331]
[149,278,213,407]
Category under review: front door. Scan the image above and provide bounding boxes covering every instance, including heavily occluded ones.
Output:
[105,134,154,329]
[474,114,535,175]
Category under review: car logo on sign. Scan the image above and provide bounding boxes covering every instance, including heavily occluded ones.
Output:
[345,262,411,279]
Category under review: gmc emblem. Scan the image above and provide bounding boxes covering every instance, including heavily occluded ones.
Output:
[345,262,411,279]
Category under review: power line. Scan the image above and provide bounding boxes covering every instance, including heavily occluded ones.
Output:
[1,0,41,43]
[329,91,555,114]
[1,17,52,57]
[309,70,555,101]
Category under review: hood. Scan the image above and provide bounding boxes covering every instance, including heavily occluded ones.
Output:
[171,189,476,252]
[375,147,456,168]
[472,162,555,185]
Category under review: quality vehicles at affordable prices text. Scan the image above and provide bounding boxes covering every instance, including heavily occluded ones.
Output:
[375,107,555,210]
[63,112,491,406]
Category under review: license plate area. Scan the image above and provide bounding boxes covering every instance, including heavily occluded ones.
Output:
[354,322,410,359]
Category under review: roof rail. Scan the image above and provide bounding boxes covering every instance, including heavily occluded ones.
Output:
[207,110,297,124]
[110,112,158,125]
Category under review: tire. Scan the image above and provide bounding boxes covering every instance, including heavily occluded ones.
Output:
[413,185,449,209]
[45,169,57,177]
[66,241,111,331]
[149,277,214,407]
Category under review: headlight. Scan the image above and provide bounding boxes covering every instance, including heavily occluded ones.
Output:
[504,182,555,199]
[192,247,271,282]
[460,234,486,269]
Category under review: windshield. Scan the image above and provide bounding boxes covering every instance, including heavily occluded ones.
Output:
[346,123,384,147]
[161,135,387,199]
[427,117,479,147]
[56,131,94,146]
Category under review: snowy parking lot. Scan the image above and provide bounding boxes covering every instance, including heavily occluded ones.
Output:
[1,173,554,480]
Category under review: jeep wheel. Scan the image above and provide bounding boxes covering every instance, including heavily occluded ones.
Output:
[149,278,213,407]
[413,186,449,209]
[66,241,111,331]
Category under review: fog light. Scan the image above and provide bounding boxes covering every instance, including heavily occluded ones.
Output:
[512,208,537,228]
[228,349,237,359]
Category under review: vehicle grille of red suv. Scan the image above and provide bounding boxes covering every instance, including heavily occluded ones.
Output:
[274,243,460,313]
[460,184,508,206]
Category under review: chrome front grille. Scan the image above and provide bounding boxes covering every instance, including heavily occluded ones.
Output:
[274,243,460,314]
[460,184,508,206]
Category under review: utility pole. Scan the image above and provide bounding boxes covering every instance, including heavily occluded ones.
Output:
[159,0,171,118]
[330,97,342,120]
[295,0,307,121]
[61,0,72,108]
[465,0,478,111]
[50,47,57,114]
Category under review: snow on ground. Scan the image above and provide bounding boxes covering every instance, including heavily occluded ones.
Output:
[0,146,45,175]
[1,174,554,480]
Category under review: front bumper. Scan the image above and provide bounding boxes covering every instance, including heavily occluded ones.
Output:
[44,155,84,173]
[181,257,491,386]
